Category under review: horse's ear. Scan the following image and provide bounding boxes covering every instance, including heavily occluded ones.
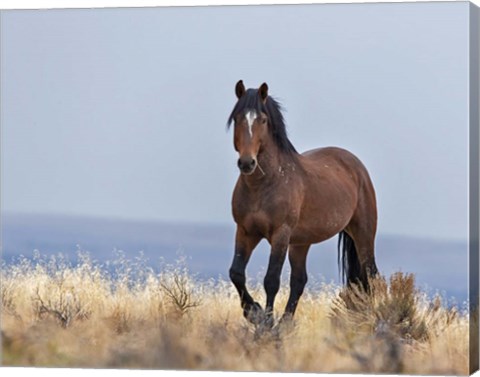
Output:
[235,80,245,99]
[259,82,269,103]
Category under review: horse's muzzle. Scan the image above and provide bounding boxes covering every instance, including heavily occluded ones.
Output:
[238,157,257,175]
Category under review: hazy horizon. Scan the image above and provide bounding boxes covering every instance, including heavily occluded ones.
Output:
[1,211,469,303]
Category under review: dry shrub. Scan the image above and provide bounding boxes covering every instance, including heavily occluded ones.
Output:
[33,286,88,328]
[29,254,107,328]
[159,262,202,318]
[329,272,463,374]
[332,272,427,341]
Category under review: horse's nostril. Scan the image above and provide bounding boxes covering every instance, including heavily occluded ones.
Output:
[238,158,254,167]
[238,158,256,172]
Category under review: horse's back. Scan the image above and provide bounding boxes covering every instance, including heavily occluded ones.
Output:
[301,146,373,185]
[302,146,362,166]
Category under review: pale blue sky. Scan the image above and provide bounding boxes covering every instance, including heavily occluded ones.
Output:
[1,2,470,240]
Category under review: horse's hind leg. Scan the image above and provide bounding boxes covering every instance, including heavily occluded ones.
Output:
[282,244,310,321]
[345,188,379,289]
[348,229,378,289]
[346,220,378,289]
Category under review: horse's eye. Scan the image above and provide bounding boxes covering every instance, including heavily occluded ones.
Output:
[261,118,267,124]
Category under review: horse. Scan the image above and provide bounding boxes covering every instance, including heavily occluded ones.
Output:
[227,81,379,327]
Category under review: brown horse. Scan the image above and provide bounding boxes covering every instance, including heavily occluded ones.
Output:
[227,81,379,327]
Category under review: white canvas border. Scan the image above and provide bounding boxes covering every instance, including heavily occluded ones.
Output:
[0,0,475,10]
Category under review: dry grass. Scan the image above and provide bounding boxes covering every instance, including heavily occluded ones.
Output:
[0,253,471,374]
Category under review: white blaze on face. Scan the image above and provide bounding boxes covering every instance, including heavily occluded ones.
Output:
[245,110,257,137]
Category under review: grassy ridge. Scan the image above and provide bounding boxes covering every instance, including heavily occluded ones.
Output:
[0,253,470,374]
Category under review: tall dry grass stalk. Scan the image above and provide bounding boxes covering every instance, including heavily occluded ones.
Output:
[0,253,470,374]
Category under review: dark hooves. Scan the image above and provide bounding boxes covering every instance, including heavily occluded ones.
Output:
[263,312,275,329]
[244,304,296,335]
[243,302,264,325]
[275,313,296,333]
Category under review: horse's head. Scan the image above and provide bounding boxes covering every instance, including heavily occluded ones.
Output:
[228,80,270,176]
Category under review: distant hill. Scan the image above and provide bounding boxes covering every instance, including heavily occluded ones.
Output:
[1,213,469,303]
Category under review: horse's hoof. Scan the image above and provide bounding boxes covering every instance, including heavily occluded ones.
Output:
[276,313,296,333]
[279,312,294,323]
[262,312,275,329]
[244,302,264,325]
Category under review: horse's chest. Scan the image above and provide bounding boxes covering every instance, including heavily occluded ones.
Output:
[242,211,272,237]
[233,194,295,237]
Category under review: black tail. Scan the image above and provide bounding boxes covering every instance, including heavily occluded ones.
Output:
[337,231,361,285]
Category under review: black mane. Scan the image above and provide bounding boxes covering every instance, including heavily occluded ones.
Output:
[227,89,297,155]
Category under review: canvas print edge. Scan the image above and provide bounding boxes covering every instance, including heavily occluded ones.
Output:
[469,2,480,374]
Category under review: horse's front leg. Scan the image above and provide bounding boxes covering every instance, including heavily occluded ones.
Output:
[263,225,291,327]
[281,244,310,323]
[229,227,262,324]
